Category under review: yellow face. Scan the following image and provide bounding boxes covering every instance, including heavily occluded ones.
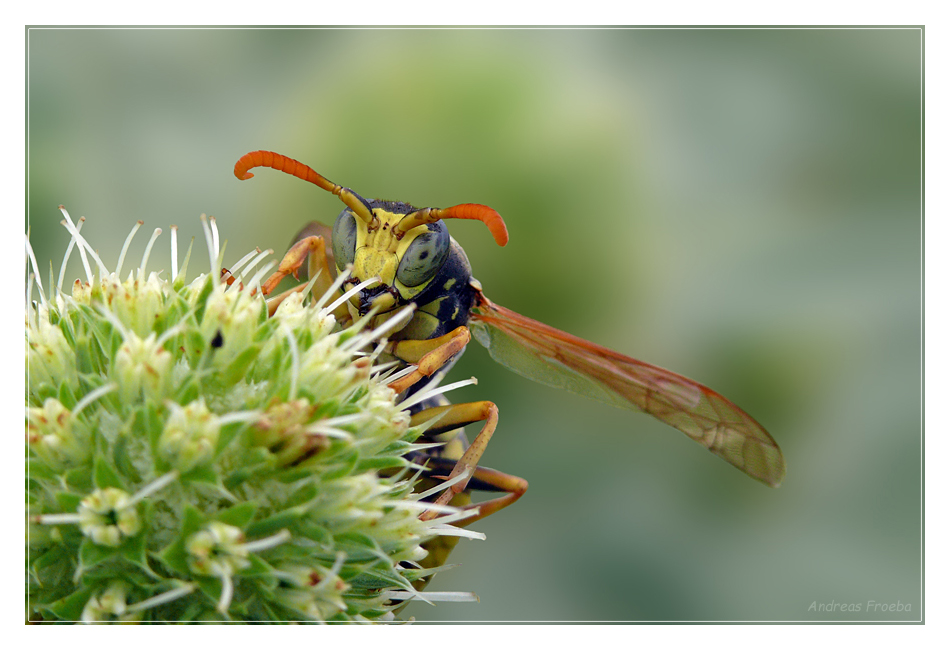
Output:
[332,202,451,316]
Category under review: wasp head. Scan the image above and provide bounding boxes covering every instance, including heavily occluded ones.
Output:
[233,150,509,316]
[332,200,452,316]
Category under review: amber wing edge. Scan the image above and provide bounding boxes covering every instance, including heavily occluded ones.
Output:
[469,294,786,487]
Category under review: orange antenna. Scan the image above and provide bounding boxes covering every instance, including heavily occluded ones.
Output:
[233,151,375,225]
[395,203,509,247]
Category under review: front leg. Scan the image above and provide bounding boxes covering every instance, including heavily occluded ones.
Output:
[260,232,349,322]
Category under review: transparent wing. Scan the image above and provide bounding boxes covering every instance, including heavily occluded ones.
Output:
[469,296,786,487]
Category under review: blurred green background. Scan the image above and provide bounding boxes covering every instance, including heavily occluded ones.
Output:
[26,28,922,621]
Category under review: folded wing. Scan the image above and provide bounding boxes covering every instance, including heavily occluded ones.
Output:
[469,296,786,487]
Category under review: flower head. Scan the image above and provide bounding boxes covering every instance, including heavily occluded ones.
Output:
[26,210,482,622]
[186,522,250,577]
[78,488,142,547]
[159,399,220,472]
[81,582,139,623]
[27,398,89,469]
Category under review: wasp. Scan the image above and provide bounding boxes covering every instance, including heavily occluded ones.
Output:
[233,150,786,585]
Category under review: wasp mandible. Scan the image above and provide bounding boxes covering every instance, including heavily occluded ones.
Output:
[233,150,786,534]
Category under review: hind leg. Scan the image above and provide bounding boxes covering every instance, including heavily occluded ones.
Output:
[409,400,526,521]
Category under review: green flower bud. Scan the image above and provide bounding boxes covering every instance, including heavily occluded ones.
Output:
[114,331,173,402]
[159,399,220,472]
[26,310,77,392]
[81,582,144,623]
[27,398,89,469]
[26,212,484,622]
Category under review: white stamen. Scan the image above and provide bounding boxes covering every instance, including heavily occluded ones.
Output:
[413,468,472,501]
[170,225,179,281]
[240,529,291,554]
[404,410,452,437]
[402,441,448,454]
[283,328,300,400]
[25,237,47,307]
[375,364,417,385]
[317,413,368,428]
[341,305,415,353]
[72,383,117,418]
[330,551,346,576]
[369,359,402,376]
[57,216,86,292]
[127,471,179,506]
[217,410,261,427]
[304,426,354,440]
[138,228,162,280]
[304,413,367,440]
[312,266,352,312]
[388,499,460,516]
[324,276,380,315]
[382,590,479,603]
[226,248,261,279]
[209,216,220,264]
[126,584,196,613]
[398,377,478,412]
[26,273,35,320]
[199,215,218,283]
[59,214,108,279]
[369,339,388,360]
[34,513,82,525]
[115,220,143,279]
[423,504,486,529]
[426,522,486,540]
[239,248,273,280]
[246,260,276,295]
[217,573,234,614]
[59,207,96,282]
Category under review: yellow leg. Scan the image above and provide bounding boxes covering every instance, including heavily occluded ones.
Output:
[411,400,510,522]
[415,453,528,526]
[259,233,349,322]
[260,236,323,296]
[459,465,528,525]
[386,326,471,394]
[405,456,527,594]
[385,330,514,522]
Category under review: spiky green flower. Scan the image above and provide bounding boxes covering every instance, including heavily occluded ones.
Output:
[26,209,482,622]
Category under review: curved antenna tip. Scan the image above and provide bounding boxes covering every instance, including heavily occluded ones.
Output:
[442,203,509,247]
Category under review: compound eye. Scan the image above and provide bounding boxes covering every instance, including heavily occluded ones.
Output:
[331,208,358,268]
[396,222,450,287]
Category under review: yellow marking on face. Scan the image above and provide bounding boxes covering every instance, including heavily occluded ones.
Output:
[353,247,398,286]
[344,206,446,312]
[443,277,457,290]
